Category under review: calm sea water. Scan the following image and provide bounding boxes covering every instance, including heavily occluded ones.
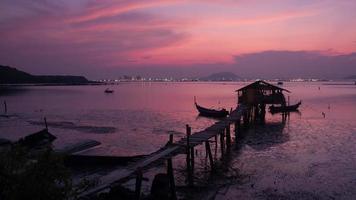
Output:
[1,82,355,199]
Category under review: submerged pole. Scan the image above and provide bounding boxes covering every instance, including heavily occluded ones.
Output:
[205,141,214,170]
[190,145,195,173]
[4,100,7,115]
[220,130,225,158]
[186,124,191,170]
[169,134,173,145]
[167,158,177,200]
[226,126,231,150]
[185,124,193,185]
[44,117,48,129]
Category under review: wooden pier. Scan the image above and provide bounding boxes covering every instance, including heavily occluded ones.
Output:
[78,105,249,199]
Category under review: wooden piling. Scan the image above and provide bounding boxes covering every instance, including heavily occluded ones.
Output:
[4,101,7,115]
[226,126,231,150]
[243,112,248,129]
[186,124,191,170]
[135,169,143,200]
[234,119,241,141]
[220,130,225,157]
[169,134,173,145]
[190,146,195,172]
[44,117,48,129]
[185,124,193,186]
[214,135,218,158]
[205,141,214,170]
[167,158,177,200]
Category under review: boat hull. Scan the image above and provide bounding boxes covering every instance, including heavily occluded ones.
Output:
[269,101,301,113]
[195,103,229,118]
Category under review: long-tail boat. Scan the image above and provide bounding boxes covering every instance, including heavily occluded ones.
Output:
[269,101,301,113]
[194,97,229,118]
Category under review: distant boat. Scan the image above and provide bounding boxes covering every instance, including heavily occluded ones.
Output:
[194,97,229,118]
[277,81,283,85]
[104,88,114,93]
[269,101,301,113]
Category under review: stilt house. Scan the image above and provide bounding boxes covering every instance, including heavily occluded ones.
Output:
[236,80,290,123]
[236,80,289,106]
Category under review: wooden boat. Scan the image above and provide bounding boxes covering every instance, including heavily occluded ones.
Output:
[104,88,114,93]
[194,98,229,118]
[277,81,283,85]
[269,101,301,113]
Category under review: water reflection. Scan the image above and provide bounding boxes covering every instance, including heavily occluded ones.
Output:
[243,121,288,151]
[0,86,29,95]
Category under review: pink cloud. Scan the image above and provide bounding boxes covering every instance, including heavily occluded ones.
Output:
[1,0,356,78]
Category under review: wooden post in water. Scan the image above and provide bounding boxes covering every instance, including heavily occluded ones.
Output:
[169,134,173,145]
[205,141,214,170]
[185,124,193,186]
[234,118,241,141]
[186,124,191,170]
[226,125,231,150]
[243,112,249,129]
[220,130,225,158]
[167,158,177,200]
[135,169,143,200]
[190,145,195,174]
[214,135,218,159]
[44,117,48,129]
[3,101,7,115]
[254,106,259,121]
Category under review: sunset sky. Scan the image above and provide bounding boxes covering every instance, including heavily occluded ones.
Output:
[1,0,356,78]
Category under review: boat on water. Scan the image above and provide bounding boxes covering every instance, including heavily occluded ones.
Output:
[269,101,301,113]
[104,88,114,93]
[194,97,229,118]
[277,81,283,85]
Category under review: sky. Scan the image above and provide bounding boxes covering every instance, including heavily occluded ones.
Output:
[1,0,356,79]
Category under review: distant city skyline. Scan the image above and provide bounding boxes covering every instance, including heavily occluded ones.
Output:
[1,0,356,79]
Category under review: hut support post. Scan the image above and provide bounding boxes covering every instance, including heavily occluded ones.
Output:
[235,119,241,141]
[254,106,259,121]
[226,126,231,150]
[135,170,143,200]
[260,103,266,124]
[167,158,177,200]
[243,112,249,129]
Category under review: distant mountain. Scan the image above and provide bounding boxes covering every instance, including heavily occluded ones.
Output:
[200,72,241,81]
[344,75,356,79]
[0,65,90,84]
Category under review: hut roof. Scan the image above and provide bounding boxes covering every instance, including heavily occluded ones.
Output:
[236,80,290,93]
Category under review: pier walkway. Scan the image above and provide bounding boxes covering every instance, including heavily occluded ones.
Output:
[79,105,248,198]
